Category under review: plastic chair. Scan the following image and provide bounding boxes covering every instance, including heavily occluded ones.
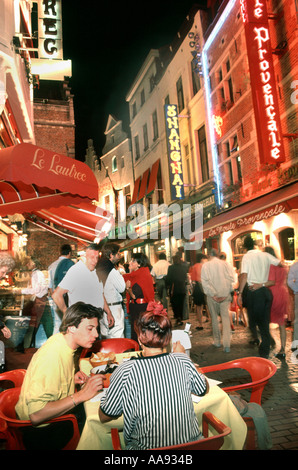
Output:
[200,357,277,449]
[0,387,80,450]
[111,411,231,450]
[80,338,140,358]
[0,369,27,388]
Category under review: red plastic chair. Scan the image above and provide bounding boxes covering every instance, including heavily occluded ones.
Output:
[0,387,80,450]
[111,411,231,450]
[0,369,27,440]
[80,338,140,358]
[200,357,277,450]
[0,369,27,388]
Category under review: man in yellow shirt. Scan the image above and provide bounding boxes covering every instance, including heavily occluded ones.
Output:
[15,302,104,449]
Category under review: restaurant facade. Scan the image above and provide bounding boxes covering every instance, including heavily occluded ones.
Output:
[118,0,297,268]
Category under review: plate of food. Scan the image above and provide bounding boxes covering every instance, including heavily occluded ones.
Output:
[89,351,116,367]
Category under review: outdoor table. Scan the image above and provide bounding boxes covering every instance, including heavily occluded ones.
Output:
[77,354,247,450]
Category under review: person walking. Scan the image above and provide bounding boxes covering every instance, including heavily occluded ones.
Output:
[52,244,114,330]
[151,253,170,309]
[18,258,53,349]
[96,243,126,338]
[48,244,74,334]
[287,261,298,353]
[238,235,281,359]
[201,249,235,352]
[264,246,289,359]
[189,253,208,330]
[166,254,188,327]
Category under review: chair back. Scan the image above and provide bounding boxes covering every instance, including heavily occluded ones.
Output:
[111,411,231,450]
[81,338,139,358]
[0,387,80,450]
[0,369,26,388]
[200,357,277,405]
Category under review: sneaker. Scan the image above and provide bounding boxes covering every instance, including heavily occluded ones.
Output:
[224,347,230,353]
[212,343,221,348]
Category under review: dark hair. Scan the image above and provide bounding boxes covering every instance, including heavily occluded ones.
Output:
[101,243,120,259]
[196,253,207,263]
[264,246,276,258]
[135,310,172,348]
[219,252,226,260]
[60,302,103,333]
[60,244,72,256]
[131,252,152,270]
[172,254,181,264]
[86,243,100,251]
[159,253,166,260]
[243,235,255,251]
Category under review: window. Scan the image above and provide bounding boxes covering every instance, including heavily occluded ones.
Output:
[112,156,117,172]
[198,126,209,183]
[124,185,131,212]
[164,95,170,106]
[121,156,125,169]
[143,123,149,151]
[141,89,145,106]
[176,77,185,113]
[152,110,159,141]
[191,60,201,96]
[157,164,164,204]
[221,134,242,186]
[150,75,155,92]
[279,228,294,260]
[134,135,140,160]
[132,102,137,119]
[104,195,110,212]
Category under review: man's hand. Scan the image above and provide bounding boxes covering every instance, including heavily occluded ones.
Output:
[74,370,89,386]
[213,296,227,303]
[1,326,11,339]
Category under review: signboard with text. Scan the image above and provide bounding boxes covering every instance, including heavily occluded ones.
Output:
[240,0,285,164]
[38,0,63,59]
[164,104,185,200]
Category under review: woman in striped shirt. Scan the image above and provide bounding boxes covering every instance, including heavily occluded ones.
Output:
[99,303,208,450]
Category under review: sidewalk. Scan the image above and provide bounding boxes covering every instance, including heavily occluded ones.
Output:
[2,307,298,450]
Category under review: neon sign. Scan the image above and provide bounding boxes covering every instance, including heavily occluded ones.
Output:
[164,105,185,200]
[212,115,223,137]
[241,0,285,163]
[38,0,63,59]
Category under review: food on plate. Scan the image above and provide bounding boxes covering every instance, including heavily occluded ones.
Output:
[89,351,116,367]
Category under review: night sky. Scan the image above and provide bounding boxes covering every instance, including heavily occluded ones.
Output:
[61,1,207,161]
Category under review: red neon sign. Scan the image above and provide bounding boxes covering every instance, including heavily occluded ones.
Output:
[241,0,285,164]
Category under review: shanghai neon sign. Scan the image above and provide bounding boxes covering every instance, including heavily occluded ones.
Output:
[241,0,285,163]
[164,105,185,200]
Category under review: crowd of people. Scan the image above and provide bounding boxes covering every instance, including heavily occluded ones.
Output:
[0,237,297,449]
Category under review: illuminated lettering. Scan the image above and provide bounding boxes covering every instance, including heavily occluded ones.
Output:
[164,104,184,200]
[212,115,223,137]
[38,0,62,59]
[31,148,87,182]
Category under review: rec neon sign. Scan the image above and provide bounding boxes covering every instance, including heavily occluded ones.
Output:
[164,104,185,200]
[241,0,285,164]
[38,0,63,60]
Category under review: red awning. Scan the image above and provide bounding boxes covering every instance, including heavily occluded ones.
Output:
[0,143,99,216]
[131,176,141,205]
[147,159,160,195]
[137,168,150,201]
[25,202,113,244]
[202,182,298,238]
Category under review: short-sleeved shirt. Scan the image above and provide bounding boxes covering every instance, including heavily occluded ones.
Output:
[241,250,280,285]
[15,333,76,420]
[54,258,74,289]
[59,260,104,308]
[100,352,207,449]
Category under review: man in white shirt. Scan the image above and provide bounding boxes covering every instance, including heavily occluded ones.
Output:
[52,244,114,330]
[96,243,126,338]
[151,253,170,309]
[48,244,73,334]
[238,235,281,358]
[201,249,235,352]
